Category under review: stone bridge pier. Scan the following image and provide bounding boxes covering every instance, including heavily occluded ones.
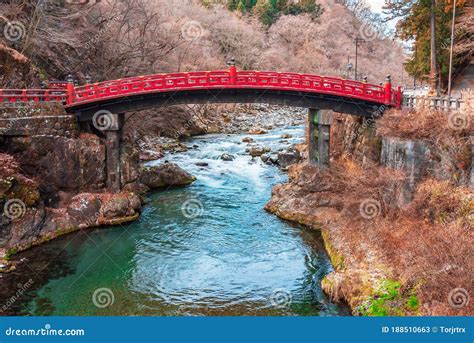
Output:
[308,109,333,168]
[102,113,125,192]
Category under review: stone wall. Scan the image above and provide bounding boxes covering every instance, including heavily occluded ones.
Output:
[330,113,381,163]
[330,112,473,202]
[0,115,78,138]
[380,137,430,203]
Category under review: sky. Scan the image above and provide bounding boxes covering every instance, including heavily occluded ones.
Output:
[365,0,399,30]
[366,0,385,13]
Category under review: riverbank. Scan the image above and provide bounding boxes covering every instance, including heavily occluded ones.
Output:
[265,108,473,316]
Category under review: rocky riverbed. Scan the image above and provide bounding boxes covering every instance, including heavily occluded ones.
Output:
[0,105,306,270]
[136,104,306,161]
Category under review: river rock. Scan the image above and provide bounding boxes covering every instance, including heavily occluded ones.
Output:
[242,137,254,143]
[102,194,141,219]
[269,154,279,165]
[220,153,235,161]
[162,142,188,153]
[278,149,301,169]
[66,193,102,224]
[281,133,292,139]
[140,162,196,189]
[249,128,267,135]
[139,149,163,162]
[249,146,266,157]
[195,162,209,167]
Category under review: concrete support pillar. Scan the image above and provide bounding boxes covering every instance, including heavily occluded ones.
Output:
[104,113,124,193]
[308,109,332,168]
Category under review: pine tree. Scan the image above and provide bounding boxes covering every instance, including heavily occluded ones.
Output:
[384,0,468,90]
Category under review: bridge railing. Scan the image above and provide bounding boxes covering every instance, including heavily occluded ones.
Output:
[0,89,67,107]
[72,70,397,107]
[0,69,402,109]
[403,95,463,112]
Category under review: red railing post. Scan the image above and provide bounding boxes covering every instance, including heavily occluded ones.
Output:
[228,57,237,85]
[384,75,392,105]
[66,74,75,105]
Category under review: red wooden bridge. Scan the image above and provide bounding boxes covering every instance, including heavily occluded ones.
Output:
[0,66,402,120]
[0,66,403,191]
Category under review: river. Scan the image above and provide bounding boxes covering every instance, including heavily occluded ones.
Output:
[1,125,349,316]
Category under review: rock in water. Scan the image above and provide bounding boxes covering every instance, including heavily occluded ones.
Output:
[269,154,279,165]
[140,163,196,189]
[220,153,235,161]
[242,137,254,143]
[249,146,265,157]
[249,128,267,135]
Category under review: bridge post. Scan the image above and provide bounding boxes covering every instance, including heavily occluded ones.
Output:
[308,109,332,168]
[384,75,392,105]
[104,113,124,193]
[66,74,75,105]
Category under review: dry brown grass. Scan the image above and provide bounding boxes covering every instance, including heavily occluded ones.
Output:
[378,108,472,184]
[377,108,473,140]
[279,157,473,315]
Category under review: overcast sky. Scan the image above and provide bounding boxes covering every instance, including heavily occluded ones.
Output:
[366,0,399,30]
[366,0,385,13]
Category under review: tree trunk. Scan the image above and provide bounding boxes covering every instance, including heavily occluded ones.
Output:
[429,0,438,94]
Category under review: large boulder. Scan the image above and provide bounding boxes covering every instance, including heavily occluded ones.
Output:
[2,135,106,196]
[140,162,196,189]
[101,193,141,219]
[278,148,301,169]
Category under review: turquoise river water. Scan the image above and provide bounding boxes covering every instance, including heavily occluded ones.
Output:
[1,125,349,316]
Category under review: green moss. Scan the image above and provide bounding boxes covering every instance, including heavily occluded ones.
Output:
[37,68,49,81]
[355,279,419,316]
[55,226,77,237]
[321,230,345,270]
[4,248,18,261]
[106,213,140,226]
[406,294,420,311]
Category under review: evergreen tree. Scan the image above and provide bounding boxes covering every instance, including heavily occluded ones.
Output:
[384,0,468,89]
